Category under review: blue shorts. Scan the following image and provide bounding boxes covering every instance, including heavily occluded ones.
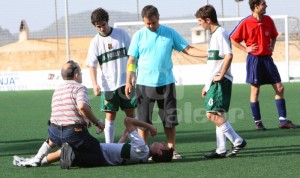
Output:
[246,54,281,85]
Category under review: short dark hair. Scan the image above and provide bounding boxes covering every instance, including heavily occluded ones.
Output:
[195,5,218,24]
[141,5,159,19]
[249,0,261,11]
[151,148,174,163]
[91,8,109,26]
[61,60,79,80]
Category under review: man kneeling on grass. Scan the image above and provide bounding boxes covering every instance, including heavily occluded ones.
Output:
[13,117,173,169]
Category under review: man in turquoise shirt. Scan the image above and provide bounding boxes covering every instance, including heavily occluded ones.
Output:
[125,5,206,159]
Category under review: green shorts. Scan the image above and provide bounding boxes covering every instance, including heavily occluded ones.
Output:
[205,77,232,113]
[100,86,137,112]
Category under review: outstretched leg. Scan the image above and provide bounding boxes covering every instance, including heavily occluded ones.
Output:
[13,139,57,167]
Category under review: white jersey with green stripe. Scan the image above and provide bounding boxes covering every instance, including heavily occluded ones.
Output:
[205,26,233,92]
[100,130,149,165]
[86,28,131,91]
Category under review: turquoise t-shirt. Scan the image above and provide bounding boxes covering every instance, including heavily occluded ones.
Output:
[128,24,188,87]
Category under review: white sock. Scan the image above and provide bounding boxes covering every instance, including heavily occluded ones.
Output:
[40,157,49,166]
[279,116,287,121]
[34,141,53,161]
[216,126,227,154]
[104,119,115,143]
[219,120,243,146]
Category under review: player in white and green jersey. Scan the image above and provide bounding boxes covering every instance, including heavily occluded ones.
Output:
[13,117,174,168]
[204,26,233,94]
[86,8,136,143]
[195,5,246,159]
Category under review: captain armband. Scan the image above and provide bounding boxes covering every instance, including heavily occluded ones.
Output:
[127,63,136,72]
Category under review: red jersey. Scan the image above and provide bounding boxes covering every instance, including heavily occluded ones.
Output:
[230,15,278,56]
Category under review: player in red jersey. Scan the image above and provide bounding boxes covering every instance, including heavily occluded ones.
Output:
[230,0,300,130]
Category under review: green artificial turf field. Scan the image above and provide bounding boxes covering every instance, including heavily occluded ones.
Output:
[1,83,299,178]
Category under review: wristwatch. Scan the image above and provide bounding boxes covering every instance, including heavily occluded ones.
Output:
[94,120,101,126]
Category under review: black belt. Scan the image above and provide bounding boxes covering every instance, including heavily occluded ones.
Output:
[50,123,86,130]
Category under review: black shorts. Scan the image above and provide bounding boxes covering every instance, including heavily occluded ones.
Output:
[135,83,178,129]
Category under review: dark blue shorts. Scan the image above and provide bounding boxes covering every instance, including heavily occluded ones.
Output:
[246,54,281,85]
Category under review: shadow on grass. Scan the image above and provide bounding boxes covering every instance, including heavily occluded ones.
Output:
[0,138,45,157]
[238,144,300,157]
[173,127,300,145]
[235,127,300,140]
[170,127,300,162]
[169,143,300,163]
[0,138,44,144]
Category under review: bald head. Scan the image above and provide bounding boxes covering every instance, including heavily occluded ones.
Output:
[61,60,80,80]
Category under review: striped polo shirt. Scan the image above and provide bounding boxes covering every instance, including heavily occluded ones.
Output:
[50,80,90,126]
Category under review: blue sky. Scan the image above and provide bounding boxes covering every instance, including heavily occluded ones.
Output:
[1,0,299,34]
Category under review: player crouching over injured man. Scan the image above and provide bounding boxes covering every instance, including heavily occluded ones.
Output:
[13,117,174,168]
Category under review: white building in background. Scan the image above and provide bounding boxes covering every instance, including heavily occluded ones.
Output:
[191,26,208,44]
[19,20,29,42]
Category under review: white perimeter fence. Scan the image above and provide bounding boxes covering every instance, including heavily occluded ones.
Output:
[1,62,300,91]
